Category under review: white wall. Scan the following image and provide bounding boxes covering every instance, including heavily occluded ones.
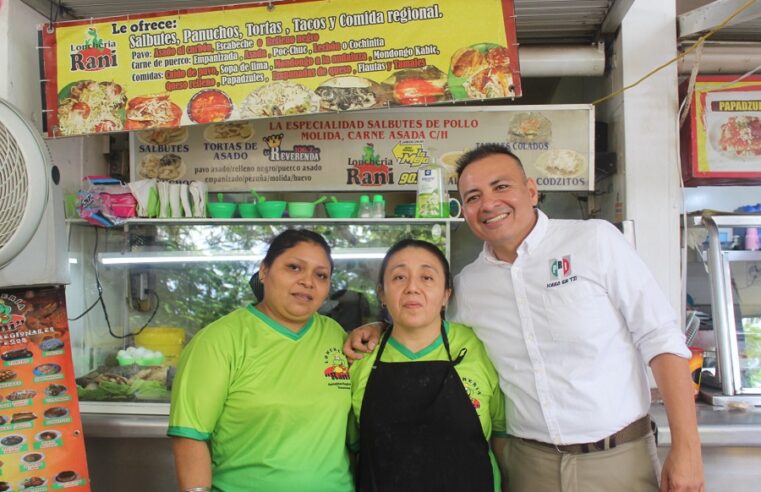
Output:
[684,186,761,213]
[599,1,682,312]
[0,0,46,125]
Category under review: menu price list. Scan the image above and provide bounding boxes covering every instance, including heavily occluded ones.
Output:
[0,287,89,491]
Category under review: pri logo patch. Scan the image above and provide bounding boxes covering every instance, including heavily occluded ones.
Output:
[549,256,572,279]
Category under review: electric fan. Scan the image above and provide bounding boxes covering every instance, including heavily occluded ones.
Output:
[0,98,68,288]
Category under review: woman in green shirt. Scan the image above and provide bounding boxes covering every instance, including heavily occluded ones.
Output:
[169,229,353,492]
[350,239,507,492]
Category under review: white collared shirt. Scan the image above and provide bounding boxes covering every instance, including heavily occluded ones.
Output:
[451,210,690,444]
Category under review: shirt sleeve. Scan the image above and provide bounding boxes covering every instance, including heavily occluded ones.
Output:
[167,325,232,440]
[596,221,691,363]
[448,273,465,324]
[490,383,507,437]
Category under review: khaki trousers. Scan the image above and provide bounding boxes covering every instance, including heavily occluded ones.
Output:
[503,433,660,492]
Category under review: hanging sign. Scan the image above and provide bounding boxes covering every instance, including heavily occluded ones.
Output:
[129,105,594,191]
[0,286,91,491]
[682,75,761,185]
[40,0,521,137]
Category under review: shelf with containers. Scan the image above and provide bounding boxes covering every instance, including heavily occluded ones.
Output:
[691,214,761,406]
[65,218,464,418]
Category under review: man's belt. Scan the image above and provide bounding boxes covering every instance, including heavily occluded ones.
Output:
[519,415,652,455]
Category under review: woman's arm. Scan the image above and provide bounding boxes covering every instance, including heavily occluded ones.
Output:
[343,321,385,360]
[491,436,509,492]
[172,437,212,491]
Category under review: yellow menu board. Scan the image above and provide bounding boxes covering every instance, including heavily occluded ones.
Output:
[40,0,521,137]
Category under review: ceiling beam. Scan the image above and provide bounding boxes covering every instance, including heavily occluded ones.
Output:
[19,0,76,22]
[600,0,636,34]
[678,0,761,38]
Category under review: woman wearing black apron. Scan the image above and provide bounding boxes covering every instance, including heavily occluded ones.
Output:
[350,239,506,492]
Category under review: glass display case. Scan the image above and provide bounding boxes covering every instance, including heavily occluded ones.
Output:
[65,218,461,414]
[693,214,761,406]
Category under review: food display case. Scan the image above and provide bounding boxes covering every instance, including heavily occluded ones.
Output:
[693,213,761,406]
[65,218,461,417]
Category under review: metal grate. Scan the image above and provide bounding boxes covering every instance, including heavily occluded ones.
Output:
[0,120,29,251]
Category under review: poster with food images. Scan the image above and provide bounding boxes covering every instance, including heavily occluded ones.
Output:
[39,0,520,137]
[129,105,594,191]
[683,75,761,184]
[0,287,90,491]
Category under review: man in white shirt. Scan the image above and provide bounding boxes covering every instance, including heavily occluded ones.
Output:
[346,144,704,492]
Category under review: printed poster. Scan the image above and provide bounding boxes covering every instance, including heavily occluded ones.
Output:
[129,105,595,191]
[0,287,90,491]
[683,75,761,183]
[40,0,521,137]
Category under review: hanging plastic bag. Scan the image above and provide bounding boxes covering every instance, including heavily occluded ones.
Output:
[77,176,137,227]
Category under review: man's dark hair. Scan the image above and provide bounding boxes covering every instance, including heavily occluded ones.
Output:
[456,143,525,178]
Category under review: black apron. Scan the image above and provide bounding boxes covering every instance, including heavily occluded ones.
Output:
[358,323,493,492]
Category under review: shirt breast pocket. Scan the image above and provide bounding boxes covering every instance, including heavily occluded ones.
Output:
[542,284,606,342]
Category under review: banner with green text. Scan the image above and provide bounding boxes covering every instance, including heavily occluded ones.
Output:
[40,0,520,137]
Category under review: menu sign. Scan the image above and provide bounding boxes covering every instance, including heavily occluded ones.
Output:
[682,75,761,185]
[129,105,594,191]
[40,0,521,137]
[0,287,90,491]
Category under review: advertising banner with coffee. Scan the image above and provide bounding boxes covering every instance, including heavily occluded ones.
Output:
[681,75,761,185]
[0,287,90,491]
[129,105,594,191]
[40,0,520,137]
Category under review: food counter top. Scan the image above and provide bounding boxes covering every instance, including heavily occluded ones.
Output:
[81,403,761,446]
[650,402,761,447]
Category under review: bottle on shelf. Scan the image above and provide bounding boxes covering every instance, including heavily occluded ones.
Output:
[745,227,760,251]
[357,195,372,218]
[415,152,446,218]
[372,194,386,218]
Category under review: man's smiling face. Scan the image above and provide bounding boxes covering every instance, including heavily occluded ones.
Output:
[458,153,539,262]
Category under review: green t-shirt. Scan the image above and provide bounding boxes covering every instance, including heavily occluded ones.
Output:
[168,305,353,492]
[349,321,506,491]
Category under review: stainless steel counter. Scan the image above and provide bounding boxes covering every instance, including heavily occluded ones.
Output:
[82,402,761,446]
[81,403,761,492]
[650,402,761,447]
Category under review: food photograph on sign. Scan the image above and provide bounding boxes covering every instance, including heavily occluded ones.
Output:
[702,89,761,174]
[40,0,522,137]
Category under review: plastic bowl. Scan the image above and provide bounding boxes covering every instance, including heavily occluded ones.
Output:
[238,203,259,218]
[394,203,416,218]
[136,354,165,367]
[207,202,236,219]
[116,355,136,366]
[325,201,357,218]
[288,202,316,218]
[257,200,287,218]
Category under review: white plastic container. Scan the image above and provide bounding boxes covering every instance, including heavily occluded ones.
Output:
[415,161,446,218]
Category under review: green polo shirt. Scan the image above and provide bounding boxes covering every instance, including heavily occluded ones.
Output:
[349,321,506,491]
[168,305,353,492]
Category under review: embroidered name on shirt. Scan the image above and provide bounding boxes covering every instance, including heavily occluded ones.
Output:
[546,275,578,288]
